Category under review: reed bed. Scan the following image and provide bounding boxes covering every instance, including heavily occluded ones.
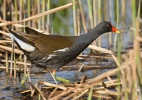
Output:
[0,0,142,100]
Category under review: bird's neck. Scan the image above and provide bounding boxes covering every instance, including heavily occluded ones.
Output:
[80,28,103,44]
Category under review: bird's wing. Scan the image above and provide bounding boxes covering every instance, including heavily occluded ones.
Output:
[28,35,77,67]
[10,29,77,61]
[35,35,74,54]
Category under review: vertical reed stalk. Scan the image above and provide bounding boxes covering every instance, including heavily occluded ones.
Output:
[14,0,18,21]
[10,41,14,79]
[3,0,6,21]
[77,9,80,35]
[109,0,113,49]
[137,0,141,18]
[5,52,9,74]
[14,46,16,79]
[13,0,17,79]
[98,0,102,47]
[131,0,138,99]
[38,0,41,29]
[19,0,23,21]
[114,0,121,99]
[28,0,31,26]
[88,0,97,47]
[73,0,77,36]
[116,1,120,61]
[113,0,119,51]
[47,0,50,32]
[24,55,27,75]
[38,94,41,100]
[9,0,13,78]
[78,0,87,33]
[121,0,126,26]
[135,19,142,99]
[42,0,45,29]
[132,0,136,33]
[87,87,93,100]
[87,0,93,29]
[135,0,142,99]
[93,0,96,27]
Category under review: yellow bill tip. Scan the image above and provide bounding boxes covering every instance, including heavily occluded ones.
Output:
[116,30,120,33]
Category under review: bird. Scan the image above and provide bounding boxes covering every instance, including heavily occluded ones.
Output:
[9,21,120,74]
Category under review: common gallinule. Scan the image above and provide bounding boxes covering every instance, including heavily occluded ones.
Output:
[9,21,120,74]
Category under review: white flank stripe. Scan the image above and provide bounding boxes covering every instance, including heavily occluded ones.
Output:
[54,47,69,52]
[47,54,57,60]
[9,33,35,52]
[41,54,57,61]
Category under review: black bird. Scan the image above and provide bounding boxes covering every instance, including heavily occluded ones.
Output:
[9,21,120,73]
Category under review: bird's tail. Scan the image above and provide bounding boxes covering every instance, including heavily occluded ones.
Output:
[9,30,35,52]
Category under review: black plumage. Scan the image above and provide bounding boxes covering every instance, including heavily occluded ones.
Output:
[9,21,120,73]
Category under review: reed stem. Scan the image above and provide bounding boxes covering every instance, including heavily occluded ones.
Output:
[73,0,77,36]
[5,52,9,74]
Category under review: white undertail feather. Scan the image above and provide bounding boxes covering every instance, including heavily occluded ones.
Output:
[9,33,35,52]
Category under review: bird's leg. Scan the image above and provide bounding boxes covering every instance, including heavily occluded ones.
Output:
[52,70,57,77]
[50,70,58,85]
